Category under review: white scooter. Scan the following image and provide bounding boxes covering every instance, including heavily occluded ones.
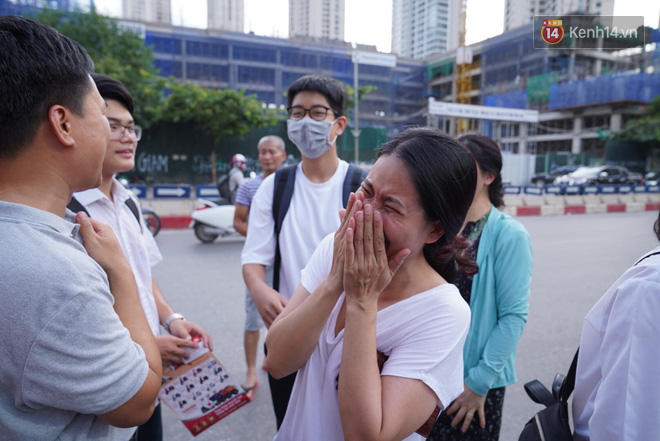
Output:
[189,198,238,243]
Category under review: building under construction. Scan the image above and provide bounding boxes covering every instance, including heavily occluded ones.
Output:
[427,21,660,162]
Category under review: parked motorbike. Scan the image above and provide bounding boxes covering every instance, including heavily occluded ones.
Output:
[190,198,237,243]
[141,206,162,237]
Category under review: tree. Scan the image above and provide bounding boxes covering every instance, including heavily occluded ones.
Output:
[159,81,281,181]
[343,84,378,116]
[610,97,660,143]
[33,7,166,127]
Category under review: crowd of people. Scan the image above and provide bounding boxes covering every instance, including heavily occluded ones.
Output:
[1,15,658,441]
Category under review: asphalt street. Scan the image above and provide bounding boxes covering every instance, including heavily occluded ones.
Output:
[152,211,657,441]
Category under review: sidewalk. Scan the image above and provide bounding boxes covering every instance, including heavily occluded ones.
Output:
[501,192,660,217]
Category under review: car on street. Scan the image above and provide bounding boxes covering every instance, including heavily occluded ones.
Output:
[644,171,659,186]
[530,165,580,187]
[553,165,643,187]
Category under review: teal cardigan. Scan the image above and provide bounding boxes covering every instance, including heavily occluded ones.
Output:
[463,206,533,396]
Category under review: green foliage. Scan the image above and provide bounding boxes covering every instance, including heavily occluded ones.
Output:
[33,7,165,127]
[610,97,660,143]
[344,84,378,113]
[159,81,281,143]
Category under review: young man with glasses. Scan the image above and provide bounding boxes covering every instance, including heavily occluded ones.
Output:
[71,73,213,441]
[242,74,361,428]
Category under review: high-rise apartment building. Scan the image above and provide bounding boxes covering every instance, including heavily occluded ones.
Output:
[122,0,171,24]
[208,0,244,32]
[504,0,614,31]
[391,0,460,60]
[289,0,345,41]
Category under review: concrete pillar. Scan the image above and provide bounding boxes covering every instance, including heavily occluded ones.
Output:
[519,123,528,154]
[610,113,623,131]
[572,116,583,154]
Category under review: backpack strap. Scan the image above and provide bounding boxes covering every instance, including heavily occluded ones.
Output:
[342,164,368,207]
[124,197,142,226]
[271,163,367,292]
[66,196,90,217]
[560,348,579,402]
[67,196,141,227]
[524,348,579,406]
[634,251,660,267]
[272,165,298,292]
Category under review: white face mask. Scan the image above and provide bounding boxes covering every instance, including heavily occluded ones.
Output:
[287,117,337,159]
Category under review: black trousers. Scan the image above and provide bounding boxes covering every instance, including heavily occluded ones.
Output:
[265,345,297,428]
[134,403,163,441]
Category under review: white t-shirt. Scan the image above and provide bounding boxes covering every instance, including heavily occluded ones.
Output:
[274,234,471,441]
[74,180,163,336]
[573,245,660,441]
[241,160,350,300]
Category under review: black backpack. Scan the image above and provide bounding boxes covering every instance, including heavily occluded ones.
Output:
[271,163,367,291]
[217,173,231,201]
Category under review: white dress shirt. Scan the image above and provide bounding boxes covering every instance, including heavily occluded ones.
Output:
[573,245,660,441]
[74,180,163,336]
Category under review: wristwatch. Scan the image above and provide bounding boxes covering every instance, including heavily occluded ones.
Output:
[163,313,186,334]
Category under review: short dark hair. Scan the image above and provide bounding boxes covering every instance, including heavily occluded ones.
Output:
[458,134,505,208]
[287,74,347,117]
[0,16,94,158]
[377,127,478,282]
[92,73,134,114]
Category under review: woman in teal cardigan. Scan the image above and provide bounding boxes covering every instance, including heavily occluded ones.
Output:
[429,134,533,441]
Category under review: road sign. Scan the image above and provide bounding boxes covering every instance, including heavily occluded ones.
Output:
[153,185,191,199]
[127,184,147,199]
[351,51,397,67]
[196,186,220,198]
[428,99,539,123]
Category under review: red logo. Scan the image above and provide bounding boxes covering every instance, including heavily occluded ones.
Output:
[541,19,564,44]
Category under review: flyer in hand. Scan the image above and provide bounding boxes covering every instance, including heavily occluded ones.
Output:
[158,336,250,436]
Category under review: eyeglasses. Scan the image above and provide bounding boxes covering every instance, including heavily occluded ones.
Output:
[109,123,142,141]
[287,105,335,121]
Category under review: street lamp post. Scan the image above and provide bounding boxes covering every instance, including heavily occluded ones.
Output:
[351,50,397,164]
[353,59,361,164]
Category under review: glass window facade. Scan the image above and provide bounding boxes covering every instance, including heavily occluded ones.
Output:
[145,30,426,131]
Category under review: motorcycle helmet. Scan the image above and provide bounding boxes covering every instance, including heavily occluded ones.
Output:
[231,153,247,170]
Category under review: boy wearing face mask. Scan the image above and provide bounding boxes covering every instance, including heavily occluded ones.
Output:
[241,74,351,428]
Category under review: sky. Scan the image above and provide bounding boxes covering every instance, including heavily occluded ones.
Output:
[96,0,660,53]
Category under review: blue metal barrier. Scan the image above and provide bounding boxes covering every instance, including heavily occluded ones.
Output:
[127,184,147,198]
[504,186,522,195]
[599,185,618,194]
[564,186,582,195]
[523,186,543,196]
[153,185,191,198]
[544,185,562,195]
[195,186,220,199]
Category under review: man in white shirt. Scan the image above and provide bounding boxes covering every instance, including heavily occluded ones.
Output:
[228,153,247,204]
[72,74,213,441]
[241,74,351,428]
[572,212,660,441]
